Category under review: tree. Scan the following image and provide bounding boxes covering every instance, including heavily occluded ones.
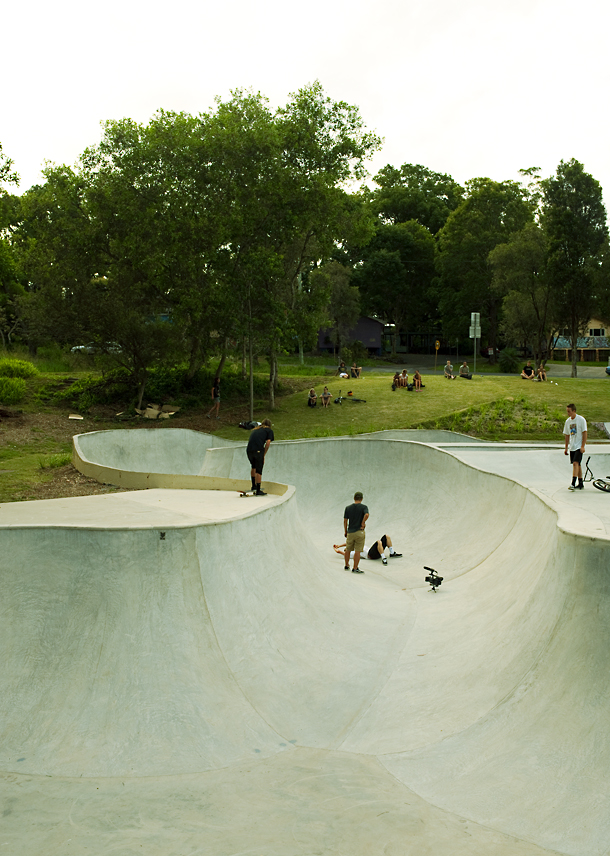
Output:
[369,163,464,234]
[312,261,360,357]
[489,223,554,366]
[353,221,436,355]
[541,159,608,377]
[436,178,534,357]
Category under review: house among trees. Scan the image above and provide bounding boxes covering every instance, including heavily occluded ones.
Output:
[318,317,384,356]
[551,318,610,362]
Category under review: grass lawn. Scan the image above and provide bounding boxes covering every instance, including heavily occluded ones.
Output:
[215,372,610,443]
[0,362,609,502]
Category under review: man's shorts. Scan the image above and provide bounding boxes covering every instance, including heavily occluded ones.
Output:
[346,529,365,553]
[570,449,583,464]
[247,450,265,474]
[367,534,388,560]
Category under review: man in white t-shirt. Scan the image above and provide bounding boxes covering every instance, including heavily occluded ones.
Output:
[563,403,587,490]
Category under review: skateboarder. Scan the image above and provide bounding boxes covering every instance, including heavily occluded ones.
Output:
[334,534,402,566]
[247,419,274,495]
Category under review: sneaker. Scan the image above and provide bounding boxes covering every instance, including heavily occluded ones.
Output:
[352,568,364,574]
[382,557,388,565]
[568,484,576,491]
[255,489,267,496]
[344,565,350,571]
[390,552,402,558]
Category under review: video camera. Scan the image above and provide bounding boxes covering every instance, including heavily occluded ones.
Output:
[424,566,443,592]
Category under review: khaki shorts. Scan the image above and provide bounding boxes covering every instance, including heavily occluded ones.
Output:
[346,529,365,553]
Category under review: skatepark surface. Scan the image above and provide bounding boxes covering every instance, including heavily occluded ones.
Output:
[2,428,610,855]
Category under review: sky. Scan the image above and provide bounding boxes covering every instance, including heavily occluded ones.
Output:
[2,0,609,204]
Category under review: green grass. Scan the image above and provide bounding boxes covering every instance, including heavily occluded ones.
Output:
[0,441,73,502]
[214,372,610,443]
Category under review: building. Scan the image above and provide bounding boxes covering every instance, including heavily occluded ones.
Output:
[550,318,610,362]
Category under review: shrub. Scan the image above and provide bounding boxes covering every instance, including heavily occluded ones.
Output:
[498,347,520,374]
[0,376,27,404]
[0,358,38,379]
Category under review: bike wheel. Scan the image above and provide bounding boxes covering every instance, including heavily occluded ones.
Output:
[593,479,610,493]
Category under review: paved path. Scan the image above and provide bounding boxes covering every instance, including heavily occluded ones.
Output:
[1,429,610,855]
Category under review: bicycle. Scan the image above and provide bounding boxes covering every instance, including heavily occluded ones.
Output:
[583,456,610,492]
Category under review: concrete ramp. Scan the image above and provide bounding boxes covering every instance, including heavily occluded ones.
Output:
[1,429,610,855]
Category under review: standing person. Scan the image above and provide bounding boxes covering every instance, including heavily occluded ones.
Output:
[563,404,587,490]
[343,491,369,574]
[206,377,221,419]
[247,418,274,496]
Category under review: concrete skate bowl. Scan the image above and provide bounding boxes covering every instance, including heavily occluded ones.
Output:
[1,429,609,855]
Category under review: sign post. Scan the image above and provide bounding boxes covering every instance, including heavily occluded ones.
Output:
[434,339,440,373]
[469,312,481,374]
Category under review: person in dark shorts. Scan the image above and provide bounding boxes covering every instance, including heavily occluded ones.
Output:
[334,534,402,566]
[343,491,369,573]
[521,361,536,380]
[206,377,221,419]
[247,418,274,495]
[563,404,587,490]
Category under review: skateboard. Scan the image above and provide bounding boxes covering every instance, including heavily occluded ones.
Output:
[238,491,266,497]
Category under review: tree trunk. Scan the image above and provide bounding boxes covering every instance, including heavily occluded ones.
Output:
[249,335,254,421]
[186,337,202,379]
[268,347,276,409]
[298,337,304,365]
[136,374,147,410]
[242,340,247,380]
[215,337,229,377]
[571,315,578,378]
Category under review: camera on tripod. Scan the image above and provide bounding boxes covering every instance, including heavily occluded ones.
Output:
[424,566,443,592]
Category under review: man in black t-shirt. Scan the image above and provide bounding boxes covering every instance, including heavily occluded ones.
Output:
[246,419,274,495]
[343,491,369,573]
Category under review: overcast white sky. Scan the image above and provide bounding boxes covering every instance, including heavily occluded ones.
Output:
[3,0,609,205]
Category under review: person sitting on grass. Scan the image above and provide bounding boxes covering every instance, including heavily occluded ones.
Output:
[333,535,402,566]
[444,360,456,379]
[307,388,317,407]
[459,360,472,379]
[392,371,401,390]
[399,369,409,387]
[336,360,349,378]
[536,364,547,381]
[321,386,331,408]
[413,369,423,390]
[521,360,536,380]
[351,362,362,378]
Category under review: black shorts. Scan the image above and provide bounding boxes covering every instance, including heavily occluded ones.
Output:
[367,534,388,560]
[247,450,265,474]
[570,450,583,464]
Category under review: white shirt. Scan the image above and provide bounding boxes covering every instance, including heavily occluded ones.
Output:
[563,414,587,452]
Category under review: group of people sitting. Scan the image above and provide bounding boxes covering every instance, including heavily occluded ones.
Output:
[444,360,472,379]
[307,386,332,408]
[336,361,362,379]
[392,369,424,391]
[521,361,547,381]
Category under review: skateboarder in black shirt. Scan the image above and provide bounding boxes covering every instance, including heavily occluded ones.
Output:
[247,419,274,495]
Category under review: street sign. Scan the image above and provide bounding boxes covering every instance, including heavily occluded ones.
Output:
[435,340,440,351]
[469,326,481,339]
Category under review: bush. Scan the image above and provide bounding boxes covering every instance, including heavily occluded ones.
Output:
[0,358,39,379]
[0,376,27,404]
[498,347,520,374]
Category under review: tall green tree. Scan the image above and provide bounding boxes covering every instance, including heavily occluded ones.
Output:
[541,159,608,377]
[489,222,554,366]
[369,163,464,234]
[436,178,534,356]
[353,220,436,355]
